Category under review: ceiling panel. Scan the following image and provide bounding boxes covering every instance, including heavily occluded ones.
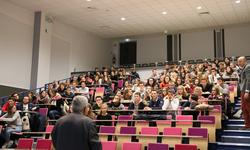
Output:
[6,0,250,38]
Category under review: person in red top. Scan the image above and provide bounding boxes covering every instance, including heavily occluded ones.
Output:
[2,97,16,113]
[160,75,170,89]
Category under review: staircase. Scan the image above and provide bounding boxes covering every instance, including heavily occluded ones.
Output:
[217,98,250,150]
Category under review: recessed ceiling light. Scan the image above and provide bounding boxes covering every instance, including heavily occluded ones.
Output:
[125,38,130,42]
[235,0,240,4]
[86,0,92,2]
[120,17,126,21]
[162,11,167,15]
[196,6,202,10]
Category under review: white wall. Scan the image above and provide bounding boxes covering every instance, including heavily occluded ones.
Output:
[0,1,33,89]
[0,1,112,89]
[181,30,214,60]
[137,34,167,63]
[225,24,250,57]
[50,36,70,82]
[112,34,167,65]
[36,12,53,88]
[51,21,113,77]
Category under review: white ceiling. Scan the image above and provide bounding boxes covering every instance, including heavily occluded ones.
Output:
[7,0,250,38]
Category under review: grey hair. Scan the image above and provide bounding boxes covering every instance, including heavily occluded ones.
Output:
[72,96,88,113]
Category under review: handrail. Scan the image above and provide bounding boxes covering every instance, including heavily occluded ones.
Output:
[70,55,244,75]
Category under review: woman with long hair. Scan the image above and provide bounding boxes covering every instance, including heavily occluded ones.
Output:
[84,104,96,120]
[0,105,22,147]
[96,103,112,126]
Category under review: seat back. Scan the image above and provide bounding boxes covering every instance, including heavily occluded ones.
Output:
[148,143,169,150]
[120,126,136,134]
[188,128,208,138]
[17,138,33,149]
[175,144,197,150]
[36,139,52,150]
[89,89,95,95]
[117,115,133,123]
[156,120,171,126]
[46,125,54,133]
[111,83,115,91]
[39,108,48,117]
[99,126,115,133]
[95,87,105,97]
[213,105,222,112]
[176,115,193,125]
[198,116,215,124]
[102,141,117,150]
[163,127,182,135]
[141,127,158,135]
[122,142,141,150]
[117,80,124,89]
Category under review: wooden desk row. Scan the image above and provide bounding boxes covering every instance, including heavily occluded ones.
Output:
[98,133,207,150]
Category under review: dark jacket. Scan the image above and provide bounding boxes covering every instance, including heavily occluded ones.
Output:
[148,97,164,109]
[239,63,250,92]
[51,113,101,150]
[16,103,35,111]
[198,83,213,93]
[128,101,146,110]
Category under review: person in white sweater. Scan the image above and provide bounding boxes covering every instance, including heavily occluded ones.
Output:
[0,105,22,146]
[162,89,180,116]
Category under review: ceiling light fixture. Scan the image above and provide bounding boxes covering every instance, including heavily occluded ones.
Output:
[196,6,202,10]
[125,38,130,42]
[86,0,92,2]
[162,11,167,15]
[120,17,126,21]
[235,0,241,4]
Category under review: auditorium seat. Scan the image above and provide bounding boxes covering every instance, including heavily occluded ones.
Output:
[175,115,193,134]
[116,115,133,133]
[175,144,197,150]
[99,126,115,141]
[139,127,158,149]
[36,139,52,150]
[39,108,48,117]
[188,128,208,150]
[156,119,172,133]
[117,80,124,89]
[102,141,117,150]
[95,87,105,98]
[198,115,216,142]
[120,126,136,134]
[148,143,169,150]
[209,105,222,129]
[135,120,149,134]
[17,138,33,150]
[117,126,137,149]
[162,127,182,148]
[122,142,141,150]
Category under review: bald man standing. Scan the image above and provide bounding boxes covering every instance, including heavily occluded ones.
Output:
[238,56,250,130]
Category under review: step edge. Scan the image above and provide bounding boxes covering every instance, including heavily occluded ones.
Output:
[217,142,250,147]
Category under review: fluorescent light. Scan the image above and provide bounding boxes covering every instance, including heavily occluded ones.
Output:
[235,0,240,4]
[120,17,126,21]
[162,11,167,15]
[196,6,202,10]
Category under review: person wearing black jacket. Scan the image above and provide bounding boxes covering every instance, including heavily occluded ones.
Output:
[52,96,101,150]
[16,96,45,132]
[198,78,213,94]
[182,94,199,120]
[128,92,149,119]
[148,90,164,110]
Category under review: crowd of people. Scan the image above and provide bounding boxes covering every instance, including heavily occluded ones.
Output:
[0,56,249,148]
